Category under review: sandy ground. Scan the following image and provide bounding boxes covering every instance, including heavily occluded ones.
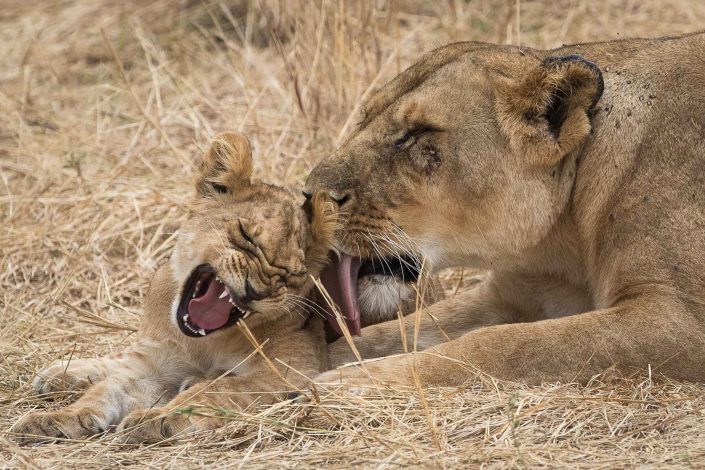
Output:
[2,1,705,468]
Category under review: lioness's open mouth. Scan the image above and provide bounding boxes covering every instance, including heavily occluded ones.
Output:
[320,253,421,336]
[176,264,252,337]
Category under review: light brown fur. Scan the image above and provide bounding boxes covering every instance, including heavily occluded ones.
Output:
[307,33,705,387]
[12,132,434,444]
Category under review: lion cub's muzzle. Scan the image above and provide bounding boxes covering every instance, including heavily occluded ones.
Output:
[176,264,254,337]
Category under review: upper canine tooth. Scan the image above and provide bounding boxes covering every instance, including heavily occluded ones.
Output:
[243,311,252,320]
[219,287,229,299]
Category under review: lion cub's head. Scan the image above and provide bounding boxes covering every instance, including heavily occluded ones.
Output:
[169,132,336,337]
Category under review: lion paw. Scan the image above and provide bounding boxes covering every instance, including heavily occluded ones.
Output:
[11,408,107,445]
[117,408,199,444]
[32,361,97,395]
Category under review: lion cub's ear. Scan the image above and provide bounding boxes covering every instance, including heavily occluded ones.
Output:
[197,132,254,196]
[496,54,604,166]
[305,192,339,273]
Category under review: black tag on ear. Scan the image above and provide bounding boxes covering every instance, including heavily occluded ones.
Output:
[543,54,605,109]
[541,55,605,137]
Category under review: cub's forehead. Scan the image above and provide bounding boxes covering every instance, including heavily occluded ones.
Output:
[190,182,310,248]
[231,198,309,244]
[241,199,306,232]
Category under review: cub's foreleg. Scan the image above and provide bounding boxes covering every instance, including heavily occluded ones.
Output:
[117,373,289,443]
[33,353,135,395]
[13,342,188,444]
[118,329,326,444]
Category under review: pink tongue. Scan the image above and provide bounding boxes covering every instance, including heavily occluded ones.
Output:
[320,254,362,336]
[188,276,232,330]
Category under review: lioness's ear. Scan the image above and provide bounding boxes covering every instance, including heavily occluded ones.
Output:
[197,132,253,196]
[305,192,339,272]
[496,54,604,165]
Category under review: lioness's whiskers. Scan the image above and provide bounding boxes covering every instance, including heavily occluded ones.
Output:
[365,230,424,279]
[364,230,396,276]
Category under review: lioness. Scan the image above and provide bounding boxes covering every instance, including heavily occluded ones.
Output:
[306,32,705,387]
[12,132,438,444]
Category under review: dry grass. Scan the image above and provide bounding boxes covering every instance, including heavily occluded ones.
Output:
[2,0,705,468]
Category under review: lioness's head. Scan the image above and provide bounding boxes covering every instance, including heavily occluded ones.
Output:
[170,132,336,337]
[306,43,603,270]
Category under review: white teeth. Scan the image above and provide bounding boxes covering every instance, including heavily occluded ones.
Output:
[183,318,199,335]
[181,314,203,336]
[229,298,235,305]
[219,287,229,299]
[243,311,252,320]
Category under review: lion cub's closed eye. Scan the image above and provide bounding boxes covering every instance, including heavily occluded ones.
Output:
[12,132,439,445]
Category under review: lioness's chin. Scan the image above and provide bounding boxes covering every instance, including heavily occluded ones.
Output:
[357,274,414,327]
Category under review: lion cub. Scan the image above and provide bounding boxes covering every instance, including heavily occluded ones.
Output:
[13,132,438,445]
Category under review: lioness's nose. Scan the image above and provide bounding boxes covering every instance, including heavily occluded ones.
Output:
[301,187,351,207]
[328,190,351,206]
[305,154,354,206]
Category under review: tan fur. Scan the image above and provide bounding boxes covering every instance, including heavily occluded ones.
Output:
[309,33,705,388]
[12,132,431,445]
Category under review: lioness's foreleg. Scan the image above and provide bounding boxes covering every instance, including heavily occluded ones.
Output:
[318,296,705,387]
[328,278,516,366]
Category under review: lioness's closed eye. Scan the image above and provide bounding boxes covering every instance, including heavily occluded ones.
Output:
[12,131,441,445]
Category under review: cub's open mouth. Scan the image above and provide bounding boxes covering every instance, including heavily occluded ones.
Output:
[319,253,421,336]
[176,264,252,337]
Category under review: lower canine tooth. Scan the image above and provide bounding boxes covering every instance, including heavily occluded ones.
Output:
[183,314,189,322]
[198,329,206,336]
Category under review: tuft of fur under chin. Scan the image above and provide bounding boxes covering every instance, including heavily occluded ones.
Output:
[357,274,414,327]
